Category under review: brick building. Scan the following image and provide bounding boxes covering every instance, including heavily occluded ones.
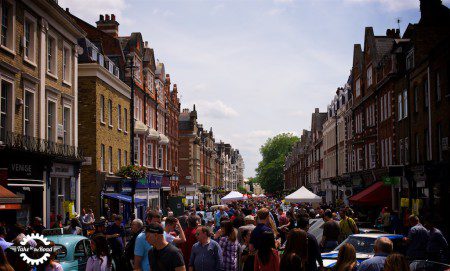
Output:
[0,0,85,227]
[307,108,327,194]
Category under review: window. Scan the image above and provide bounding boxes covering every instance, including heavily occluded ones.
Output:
[367,65,373,87]
[108,146,113,173]
[47,34,57,76]
[62,45,71,83]
[134,138,140,165]
[124,150,128,166]
[414,86,418,113]
[158,147,163,169]
[403,90,408,118]
[47,100,56,141]
[124,108,128,132]
[424,79,429,108]
[24,14,36,63]
[0,0,14,50]
[381,140,385,167]
[406,50,414,70]
[147,144,153,167]
[134,57,142,82]
[387,91,391,117]
[63,107,71,145]
[369,143,376,169]
[118,104,122,130]
[118,149,122,170]
[388,138,392,165]
[436,72,441,102]
[0,80,12,142]
[108,99,112,126]
[357,148,364,171]
[425,129,430,161]
[100,95,105,123]
[399,139,404,164]
[355,78,361,97]
[398,93,403,120]
[24,91,34,136]
[100,144,105,171]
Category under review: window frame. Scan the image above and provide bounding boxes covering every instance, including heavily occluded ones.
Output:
[118,148,122,170]
[134,137,140,165]
[158,146,163,169]
[23,12,37,65]
[62,104,71,145]
[46,96,57,142]
[23,87,35,137]
[108,99,113,127]
[124,107,128,133]
[0,76,14,143]
[147,143,153,168]
[366,65,373,87]
[117,104,122,130]
[100,144,105,172]
[62,42,72,85]
[0,0,15,54]
[100,94,105,124]
[46,31,58,78]
[108,146,113,174]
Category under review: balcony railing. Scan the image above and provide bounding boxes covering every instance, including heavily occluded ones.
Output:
[1,131,84,161]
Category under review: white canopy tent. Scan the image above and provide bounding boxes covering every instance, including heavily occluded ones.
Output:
[221,191,244,203]
[258,194,266,198]
[284,186,322,203]
[251,194,258,198]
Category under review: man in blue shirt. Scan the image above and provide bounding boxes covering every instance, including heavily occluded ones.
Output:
[404,215,429,261]
[358,237,393,271]
[249,208,272,251]
[424,216,448,262]
[189,226,223,271]
[215,206,228,231]
[134,210,161,271]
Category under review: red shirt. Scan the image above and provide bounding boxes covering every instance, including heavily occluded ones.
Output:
[180,227,197,265]
[254,249,280,271]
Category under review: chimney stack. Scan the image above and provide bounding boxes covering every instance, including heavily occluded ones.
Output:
[96,14,120,38]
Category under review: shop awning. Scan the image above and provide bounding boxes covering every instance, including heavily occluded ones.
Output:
[103,193,146,206]
[349,181,391,207]
[0,185,22,210]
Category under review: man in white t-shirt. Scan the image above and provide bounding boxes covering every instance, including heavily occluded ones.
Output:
[164,216,186,245]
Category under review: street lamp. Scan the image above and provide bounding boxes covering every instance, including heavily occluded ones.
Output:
[126,54,138,216]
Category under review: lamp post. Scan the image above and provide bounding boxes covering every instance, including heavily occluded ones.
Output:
[126,54,138,216]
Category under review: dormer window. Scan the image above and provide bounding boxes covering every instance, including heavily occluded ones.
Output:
[367,65,373,87]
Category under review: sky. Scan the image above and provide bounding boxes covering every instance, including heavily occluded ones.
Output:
[60,0,449,178]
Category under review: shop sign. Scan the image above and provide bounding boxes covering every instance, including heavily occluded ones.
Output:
[57,124,64,138]
[82,157,92,166]
[51,163,74,177]
[383,176,400,185]
[124,174,162,189]
[8,160,43,180]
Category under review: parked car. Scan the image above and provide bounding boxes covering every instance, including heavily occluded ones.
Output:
[46,234,92,271]
[308,218,385,242]
[321,233,404,269]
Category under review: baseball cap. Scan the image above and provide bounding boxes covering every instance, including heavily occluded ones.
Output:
[145,222,164,234]
[244,215,255,221]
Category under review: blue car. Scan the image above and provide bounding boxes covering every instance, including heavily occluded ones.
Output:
[46,234,92,271]
[321,233,404,269]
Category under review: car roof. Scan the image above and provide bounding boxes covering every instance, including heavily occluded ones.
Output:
[350,233,403,239]
[46,234,88,247]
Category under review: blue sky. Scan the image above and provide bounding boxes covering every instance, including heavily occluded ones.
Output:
[61,0,449,178]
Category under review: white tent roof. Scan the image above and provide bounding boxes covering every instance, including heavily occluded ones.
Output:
[258,194,266,198]
[285,186,322,203]
[221,191,244,203]
[251,194,258,198]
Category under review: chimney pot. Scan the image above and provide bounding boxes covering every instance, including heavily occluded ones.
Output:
[145,41,148,47]
[111,14,116,21]
[105,14,110,21]
[99,14,104,21]
[66,8,70,12]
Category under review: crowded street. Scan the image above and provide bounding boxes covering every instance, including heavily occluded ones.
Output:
[1,0,450,270]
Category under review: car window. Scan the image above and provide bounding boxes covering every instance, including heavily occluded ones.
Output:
[84,239,92,256]
[335,237,375,254]
[55,245,67,260]
[74,240,87,259]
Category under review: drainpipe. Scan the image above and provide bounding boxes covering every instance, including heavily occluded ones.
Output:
[427,67,432,161]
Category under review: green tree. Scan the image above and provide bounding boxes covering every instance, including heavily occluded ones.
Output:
[254,133,299,193]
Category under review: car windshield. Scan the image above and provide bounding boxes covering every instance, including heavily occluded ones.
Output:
[334,236,375,254]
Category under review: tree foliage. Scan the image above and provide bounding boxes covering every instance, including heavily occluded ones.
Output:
[254,133,299,193]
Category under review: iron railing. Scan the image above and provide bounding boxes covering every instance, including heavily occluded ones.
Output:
[1,131,84,160]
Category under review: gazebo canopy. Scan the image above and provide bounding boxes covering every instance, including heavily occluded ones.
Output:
[285,186,322,203]
[221,191,244,203]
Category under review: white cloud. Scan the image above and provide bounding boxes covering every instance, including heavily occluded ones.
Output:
[152,8,175,17]
[194,100,239,119]
[267,8,285,16]
[344,0,418,12]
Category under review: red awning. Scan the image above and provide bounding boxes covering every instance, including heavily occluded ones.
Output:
[349,181,391,207]
[0,185,23,208]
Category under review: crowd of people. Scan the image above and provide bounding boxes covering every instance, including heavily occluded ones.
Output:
[0,200,448,271]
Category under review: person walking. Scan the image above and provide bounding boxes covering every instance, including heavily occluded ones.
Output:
[189,226,223,271]
[253,231,280,271]
[164,216,186,245]
[280,228,308,271]
[339,209,358,242]
[357,237,393,271]
[239,229,254,271]
[333,243,357,271]
[321,210,340,252]
[383,254,410,271]
[146,223,186,271]
[180,215,200,268]
[237,215,255,244]
[134,210,161,271]
[218,220,240,271]
[105,215,125,270]
[249,208,272,252]
[64,218,82,235]
[298,216,323,271]
[403,215,429,261]
[423,216,448,262]
[0,247,14,271]
[86,234,113,271]
[124,219,143,270]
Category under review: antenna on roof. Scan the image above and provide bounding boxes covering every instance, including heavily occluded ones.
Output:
[396,17,401,34]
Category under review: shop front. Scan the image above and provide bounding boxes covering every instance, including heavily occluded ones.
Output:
[102,193,147,223]
[132,173,163,211]
[48,163,80,227]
